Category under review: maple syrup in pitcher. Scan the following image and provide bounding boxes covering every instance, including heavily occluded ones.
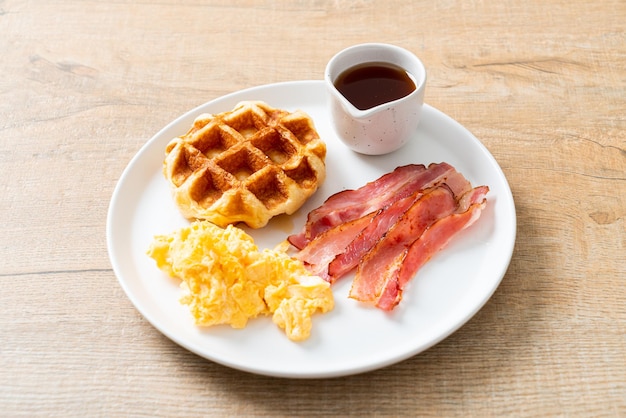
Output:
[334,62,416,110]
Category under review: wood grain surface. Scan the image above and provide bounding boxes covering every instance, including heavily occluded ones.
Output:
[1,0,624,416]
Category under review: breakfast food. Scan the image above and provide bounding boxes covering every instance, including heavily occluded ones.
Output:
[147,220,333,342]
[163,101,326,228]
[288,163,457,249]
[351,184,488,310]
[291,163,471,278]
[289,163,488,311]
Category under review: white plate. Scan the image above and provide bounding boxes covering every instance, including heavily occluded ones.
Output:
[107,80,516,378]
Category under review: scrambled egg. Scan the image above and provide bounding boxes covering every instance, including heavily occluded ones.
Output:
[147,220,334,341]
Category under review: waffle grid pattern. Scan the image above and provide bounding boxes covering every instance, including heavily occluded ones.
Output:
[163,101,326,228]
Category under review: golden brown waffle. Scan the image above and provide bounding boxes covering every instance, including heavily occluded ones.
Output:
[163,101,326,228]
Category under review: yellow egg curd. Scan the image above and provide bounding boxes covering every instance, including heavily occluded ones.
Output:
[147,220,334,341]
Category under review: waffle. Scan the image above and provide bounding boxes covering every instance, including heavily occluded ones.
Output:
[163,101,326,229]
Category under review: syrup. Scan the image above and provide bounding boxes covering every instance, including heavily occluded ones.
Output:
[334,62,416,110]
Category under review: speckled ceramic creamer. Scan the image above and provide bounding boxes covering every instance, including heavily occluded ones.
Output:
[325,43,426,155]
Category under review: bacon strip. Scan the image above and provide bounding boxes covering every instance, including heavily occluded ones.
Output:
[293,212,377,281]
[325,171,471,280]
[349,185,459,303]
[294,169,473,283]
[290,160,489,312]
[327,190,423,281]
[288,163,456,249]
[368,186,489,311]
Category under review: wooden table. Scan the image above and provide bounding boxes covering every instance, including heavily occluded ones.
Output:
[1,1,624,416]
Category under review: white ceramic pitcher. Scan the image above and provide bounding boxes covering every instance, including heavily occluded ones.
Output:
[325,43,427,155]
